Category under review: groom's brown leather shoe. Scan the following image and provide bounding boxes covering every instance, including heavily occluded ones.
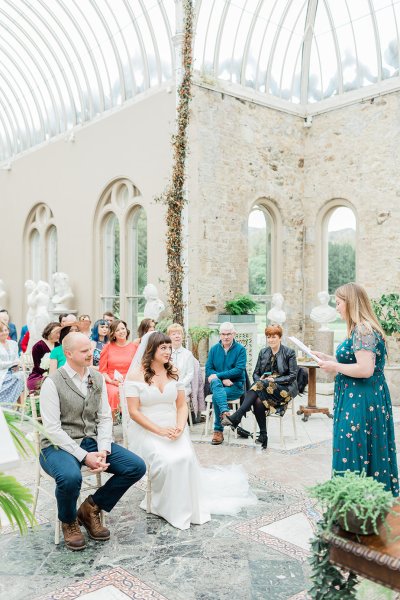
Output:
[61,519,86,551]
[77,496,110,541]
[211,431,224,445]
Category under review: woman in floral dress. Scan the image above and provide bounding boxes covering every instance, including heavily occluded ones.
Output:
[315,282,399,496]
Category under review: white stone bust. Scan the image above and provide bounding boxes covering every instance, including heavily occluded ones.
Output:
[28,280,51,347]
[52,272,74,310]
[267,293,286,325]
[310,291,337,331]
[143,284,165,322]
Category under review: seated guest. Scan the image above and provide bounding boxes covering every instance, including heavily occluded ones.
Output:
[90,319,110,367]
[205,322,246,445]
[0,322,24,404]
[103,311,115,326]
[78,314,92,337]
[0,309,17,342]
[59,314,76,327]
[18,324,29,354]
[133,318,155,345]
[99,320,138,420]
[27,322,61,392]
[49,323,80,374]
[40,332,146,551]
[168,323,195,398]
[222,324,298,448]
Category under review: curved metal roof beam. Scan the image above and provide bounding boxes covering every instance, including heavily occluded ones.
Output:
[122,0,150,90]
[19,0,80,126]
[0,107,13,160]
[300,0,318,104]
[0,4,67,131]
[230,0,248,83]
[157,0,175,73]
[254,0,281,91]
[279,0,307,100]
[104,0,136,96]
[367,0,382,81]
[139,0,163,83]
[0,18,58,134]
[71,0,111,111]
[343,0,361,89]
[36,0,94,119]
[0,61,33,145]
[213,0,230,75]
[87,0,126,104]
[0,91,19,153]
[241,0,264,86]
[322,0,343,95]
[265,0,293,95]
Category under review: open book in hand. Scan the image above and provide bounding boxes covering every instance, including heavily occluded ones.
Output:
[288,336,322,363]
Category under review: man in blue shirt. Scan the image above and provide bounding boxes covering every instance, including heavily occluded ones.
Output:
[205,322,247,445]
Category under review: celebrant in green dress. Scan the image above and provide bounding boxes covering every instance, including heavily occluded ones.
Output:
[314,282,399,497]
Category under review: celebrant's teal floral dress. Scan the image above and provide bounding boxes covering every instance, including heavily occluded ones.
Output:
[333,325,399,496]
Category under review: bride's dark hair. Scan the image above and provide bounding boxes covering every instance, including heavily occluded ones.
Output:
[142,332,178,385]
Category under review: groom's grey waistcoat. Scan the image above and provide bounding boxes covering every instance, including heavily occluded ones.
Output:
[40,367,104,450]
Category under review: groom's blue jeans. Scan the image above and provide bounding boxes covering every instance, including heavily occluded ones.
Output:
[40,437,146,523]
[210,379,244,432]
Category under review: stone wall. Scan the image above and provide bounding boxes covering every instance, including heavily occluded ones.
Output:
[188,86,400,345]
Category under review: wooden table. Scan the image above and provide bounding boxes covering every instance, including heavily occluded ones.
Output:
[296,361,333,421]
[326,503,400,591]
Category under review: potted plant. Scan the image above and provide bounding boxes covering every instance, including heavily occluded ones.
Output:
[372,293,400,363]
[218,294,258,323]
[308,471,396,599]
[188,326,215,361]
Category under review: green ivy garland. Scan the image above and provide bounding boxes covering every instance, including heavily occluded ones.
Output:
[158,0,194,324]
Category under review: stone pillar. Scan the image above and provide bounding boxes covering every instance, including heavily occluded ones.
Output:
[314,330,335,383]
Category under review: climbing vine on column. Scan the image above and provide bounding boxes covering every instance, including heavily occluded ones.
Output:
[158,0,193,324]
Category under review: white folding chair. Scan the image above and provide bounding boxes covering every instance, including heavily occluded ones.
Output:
[252,399,298,445]
[30,396,104,544]
[204,394,240,439]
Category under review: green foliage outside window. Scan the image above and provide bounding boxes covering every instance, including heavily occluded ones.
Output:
[328,242,355,295]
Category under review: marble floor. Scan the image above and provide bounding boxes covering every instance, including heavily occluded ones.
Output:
[1,394,400,600]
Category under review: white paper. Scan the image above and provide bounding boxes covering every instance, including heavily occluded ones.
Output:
[288,336,322,363]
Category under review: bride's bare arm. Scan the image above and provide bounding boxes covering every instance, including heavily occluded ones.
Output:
[175,389,188,433]
[127,396,176,438]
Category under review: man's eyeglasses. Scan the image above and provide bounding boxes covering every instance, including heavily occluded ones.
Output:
[220,333,234,337]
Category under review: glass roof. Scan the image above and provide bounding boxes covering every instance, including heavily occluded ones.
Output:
[1,0,400,163]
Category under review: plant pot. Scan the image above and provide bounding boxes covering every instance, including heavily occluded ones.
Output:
[217,314,256,323]
[337,508,387,535]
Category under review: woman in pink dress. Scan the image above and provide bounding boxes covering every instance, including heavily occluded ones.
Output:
[99,319,138,420]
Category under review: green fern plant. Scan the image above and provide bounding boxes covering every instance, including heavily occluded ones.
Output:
[0,408,42,534]
[224,295,258,315]
[188,326,215,360]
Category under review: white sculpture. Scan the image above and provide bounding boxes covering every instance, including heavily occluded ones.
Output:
[143,284,165,322]
[52,272,74,310]
[310,291,337,331]
[267,293,286,325]
[27,280,51,347]
[0,279,6,309]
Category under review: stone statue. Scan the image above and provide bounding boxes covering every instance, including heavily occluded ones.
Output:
[310,291,337,331]
[143,284,165,322]
[267,293,286,325]
[52,272,74,310]
[27,280,51,347]
[0,279,6,309]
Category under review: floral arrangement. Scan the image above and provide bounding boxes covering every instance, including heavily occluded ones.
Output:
[39,353,50,373]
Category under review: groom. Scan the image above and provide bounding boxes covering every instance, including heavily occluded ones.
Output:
[40,332,146,551]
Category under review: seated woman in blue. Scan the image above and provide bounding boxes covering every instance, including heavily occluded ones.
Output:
[315,282,399,497]
[90,319,110,368]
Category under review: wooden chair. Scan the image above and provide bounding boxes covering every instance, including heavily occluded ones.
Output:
[252,399,298,445]
[30,396,104,544]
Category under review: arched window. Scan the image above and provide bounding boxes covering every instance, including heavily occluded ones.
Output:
[248,202,281,326]
[95,179,146,331]
[327,207,356,293]
[25,204,57,283]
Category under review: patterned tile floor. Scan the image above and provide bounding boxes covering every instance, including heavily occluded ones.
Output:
[1,395,399,600]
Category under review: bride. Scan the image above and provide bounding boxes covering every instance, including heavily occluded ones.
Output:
[125,331,257,530]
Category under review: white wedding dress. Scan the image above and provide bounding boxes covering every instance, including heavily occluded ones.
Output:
[125,379,257,530]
